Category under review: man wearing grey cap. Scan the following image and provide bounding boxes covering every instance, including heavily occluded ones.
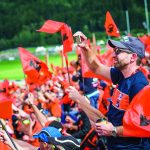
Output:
[67,32,150,149]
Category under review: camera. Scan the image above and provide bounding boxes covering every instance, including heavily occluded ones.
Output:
[75,35,82,45]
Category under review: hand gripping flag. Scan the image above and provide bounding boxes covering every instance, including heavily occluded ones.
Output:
[18,47,52,86]
[123,85,150,137]
[104,11,120,37]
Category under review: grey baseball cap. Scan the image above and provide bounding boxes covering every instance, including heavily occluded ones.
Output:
[108,36,145,58]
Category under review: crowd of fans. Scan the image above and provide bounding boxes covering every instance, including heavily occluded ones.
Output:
[0,34,150,150]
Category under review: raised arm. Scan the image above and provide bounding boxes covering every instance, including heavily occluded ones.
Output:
[26,93,47,127]
[74,31,111,80]
[67,86,105,123]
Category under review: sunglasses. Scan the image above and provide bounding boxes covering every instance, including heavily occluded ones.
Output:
[114,48,132,55]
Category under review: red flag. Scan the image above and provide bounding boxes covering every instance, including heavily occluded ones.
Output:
[97,49,113,67]
[37,20,64,34]
[138,35,150,53]
[37,20,73,54]
[79,47,112,83]
[123,85,150,137]
[18,47,52,86]
[61,24,74,54]
[0,80,9,95]
[59,50,64,68]
[60,94,72,104]
[104,11,120,37]
[0,141,12,150]
[138,35,150,46]
[0,93,13,119]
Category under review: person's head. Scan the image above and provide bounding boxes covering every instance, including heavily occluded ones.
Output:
[108,36,145,69]
[33,127,62,150]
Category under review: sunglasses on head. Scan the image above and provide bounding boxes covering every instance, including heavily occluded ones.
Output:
[114,48,132,55]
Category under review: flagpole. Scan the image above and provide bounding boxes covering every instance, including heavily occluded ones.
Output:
[0,120,18,150]
[60,49,64,68]
[125,10,130,35]
[64,54,71,85]
[45,48,50,69]
[23,74,29,92]
[144,0,150,34]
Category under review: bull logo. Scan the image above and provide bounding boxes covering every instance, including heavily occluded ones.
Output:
[108,24,114,33]
[62,33,68,41]
[29,60,41,72]
[140,114,150,126]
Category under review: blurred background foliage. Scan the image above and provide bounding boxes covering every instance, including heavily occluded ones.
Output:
[0,0,149,50]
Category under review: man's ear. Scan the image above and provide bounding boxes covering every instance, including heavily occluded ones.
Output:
[130,53,137,62]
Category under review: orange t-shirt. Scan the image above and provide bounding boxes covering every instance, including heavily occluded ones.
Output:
[29,121,42,147]
[0,141,12,150]
[46,99,62,117]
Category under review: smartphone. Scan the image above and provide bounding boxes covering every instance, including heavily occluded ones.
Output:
[75,35,82,45]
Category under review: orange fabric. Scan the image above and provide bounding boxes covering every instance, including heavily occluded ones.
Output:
[46,99,62,117]
[111,88,129,110]
[104,11,120,37]
[60,94,72,104]
[146,45,150,53]
[61,24,74,54]
[37,20,64,34]
[123,85,150,137]
[0,93,12,119]
[81,52,112,84]
[98,85,111,115]
[138,35,150,46]
[29,121,42,147]
[0,141,11,150]
[0,80,9,95]
[97,49,113,67]
[19,47,52,86]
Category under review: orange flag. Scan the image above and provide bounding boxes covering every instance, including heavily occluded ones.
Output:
[37,20,73,54]
[123,85,150,137]
[0,80,9,95]
[61,24,74,54]
[18,47,52,86]
[104,11,120,37]
[0,93,13,119]
[0,80,14,119]
[0,141,12,150]
[37,20,64,34]
[78,47,112,83]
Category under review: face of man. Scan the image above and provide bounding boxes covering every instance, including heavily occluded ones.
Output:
[40,141,64,150]
[39,141,56,150]
[113,48,133,69]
